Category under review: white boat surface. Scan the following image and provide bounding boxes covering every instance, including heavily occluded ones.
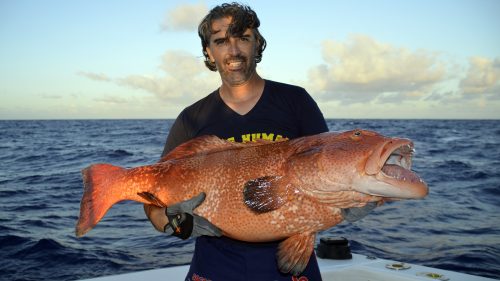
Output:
[80,252,496,281]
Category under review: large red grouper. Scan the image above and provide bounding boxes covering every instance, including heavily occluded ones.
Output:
[76,129,428,275]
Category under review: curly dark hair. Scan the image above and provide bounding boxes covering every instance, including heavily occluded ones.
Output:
[198,2,267,71]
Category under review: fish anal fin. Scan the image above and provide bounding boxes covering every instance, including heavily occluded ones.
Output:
[160,135,240,162]
[243,176,288,213]
[277,233,316,275]
[137,192,167,208]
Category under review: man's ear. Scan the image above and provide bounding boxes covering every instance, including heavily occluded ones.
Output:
[255,35,262,53]
[206,47,214,62]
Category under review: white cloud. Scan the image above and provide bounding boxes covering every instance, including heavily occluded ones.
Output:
[93,96,128,104]
[117,50,219,104]
[76,71,111,82]
[460,56,500,99]
[40,93,63,99]
[161,2,208,31]
[74,33,500,119]
[307,35,448,104]
[78,50,219,106]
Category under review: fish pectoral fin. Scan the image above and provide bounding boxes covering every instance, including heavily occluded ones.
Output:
[243,176,288,213]
[137,192,167,208]
[277,233,316,275]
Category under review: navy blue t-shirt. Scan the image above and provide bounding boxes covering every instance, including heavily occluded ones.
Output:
[161,80,328,281]
[162,80,328,156]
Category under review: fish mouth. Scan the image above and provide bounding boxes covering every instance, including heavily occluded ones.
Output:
[364,139,428,198]
[380,141,416,181]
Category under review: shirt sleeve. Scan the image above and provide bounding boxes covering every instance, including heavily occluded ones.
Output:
[160,110,192,158]
[298,90,328,136]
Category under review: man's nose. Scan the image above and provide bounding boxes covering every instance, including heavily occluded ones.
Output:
[227,38,241,55]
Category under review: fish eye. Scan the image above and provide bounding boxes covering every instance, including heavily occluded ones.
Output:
[350,130,362,141]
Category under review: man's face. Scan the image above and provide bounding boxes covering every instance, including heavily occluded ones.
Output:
[205,17,259,86]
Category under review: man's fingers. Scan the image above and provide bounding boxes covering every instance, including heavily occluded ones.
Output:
[143,204,153,218]
[167,192,207,214]
[191,192,206,208]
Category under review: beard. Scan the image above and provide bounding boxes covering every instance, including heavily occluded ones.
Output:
[217,54,257,86]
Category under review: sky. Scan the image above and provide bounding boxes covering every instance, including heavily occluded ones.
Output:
[1,0,499,119]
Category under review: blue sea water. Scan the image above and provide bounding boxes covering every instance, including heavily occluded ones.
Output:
[0,119,499,281]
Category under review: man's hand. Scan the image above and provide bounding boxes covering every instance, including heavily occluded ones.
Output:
[144,192,222,239]
[143,204,169,232]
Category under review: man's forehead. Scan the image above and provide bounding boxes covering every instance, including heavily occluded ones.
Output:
[209,17,252,37]
[210,17,232,34]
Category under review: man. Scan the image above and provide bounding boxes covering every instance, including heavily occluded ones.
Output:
[144,3,376,280]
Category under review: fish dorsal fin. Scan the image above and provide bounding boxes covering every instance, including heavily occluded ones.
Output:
[160,135,287,162]
[251,137,288,144]
[243,176,289,213]
[160,135,241,162]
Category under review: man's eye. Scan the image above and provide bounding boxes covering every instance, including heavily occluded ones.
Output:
[214,39,226,45]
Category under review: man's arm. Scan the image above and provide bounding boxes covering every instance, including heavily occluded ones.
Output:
[296,89,328,136]
[161,112,192,158]
[145,114,221,239]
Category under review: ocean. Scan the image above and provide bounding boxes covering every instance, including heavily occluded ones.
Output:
[0,119,499,280]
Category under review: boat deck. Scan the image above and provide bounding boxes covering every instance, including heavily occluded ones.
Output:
[80,253,495,281]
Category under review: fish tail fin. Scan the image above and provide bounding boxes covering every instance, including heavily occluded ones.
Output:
[75,163,125,237]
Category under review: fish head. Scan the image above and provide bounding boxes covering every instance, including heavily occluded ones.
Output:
[317,129,428,199]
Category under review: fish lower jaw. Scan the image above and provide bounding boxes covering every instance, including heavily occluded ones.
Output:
[374,172,428,199]
[380,164,424,183]
[352,175,428,199]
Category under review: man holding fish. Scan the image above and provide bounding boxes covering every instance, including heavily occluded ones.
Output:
[75,4,427,278]
[144,3,377,280]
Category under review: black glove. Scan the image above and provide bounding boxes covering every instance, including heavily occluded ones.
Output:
[164,192,222,239]
[341,202,378,222]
